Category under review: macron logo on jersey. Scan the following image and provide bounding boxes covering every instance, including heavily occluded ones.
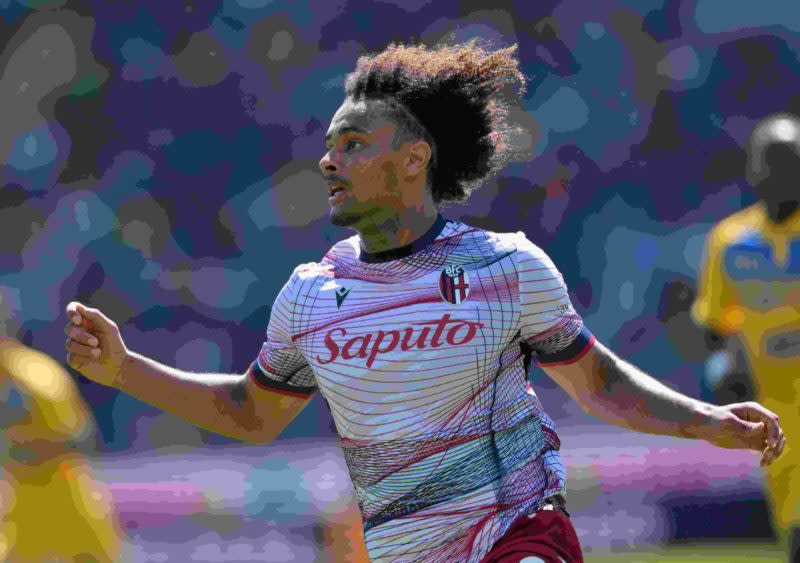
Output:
[335,286,351,309]
[316,313,485,368]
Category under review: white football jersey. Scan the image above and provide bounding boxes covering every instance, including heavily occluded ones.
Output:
[249,216,593,562]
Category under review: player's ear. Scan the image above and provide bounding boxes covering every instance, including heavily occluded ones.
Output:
[405,140,432,176]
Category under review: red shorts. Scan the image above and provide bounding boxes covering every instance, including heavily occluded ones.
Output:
[480,505,584,563]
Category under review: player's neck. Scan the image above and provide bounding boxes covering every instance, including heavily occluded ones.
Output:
[356,203,440,255]
[763,199,800,225]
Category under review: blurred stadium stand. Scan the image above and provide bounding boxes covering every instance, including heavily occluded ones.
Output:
[2,0,798,558]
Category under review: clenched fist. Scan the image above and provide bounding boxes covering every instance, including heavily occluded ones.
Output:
[701,402,786,467]
[64,302,128,387]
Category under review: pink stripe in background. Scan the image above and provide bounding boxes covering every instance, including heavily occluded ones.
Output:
[108,482,207,528]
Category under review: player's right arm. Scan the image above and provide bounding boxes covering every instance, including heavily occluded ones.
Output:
[691,223,755,403]
[63,274,315,445]
[701,329,755,403]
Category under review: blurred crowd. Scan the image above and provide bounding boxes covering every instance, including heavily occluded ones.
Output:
[1,0,799,559]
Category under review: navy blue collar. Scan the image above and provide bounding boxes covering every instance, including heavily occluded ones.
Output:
[359,215,448,263]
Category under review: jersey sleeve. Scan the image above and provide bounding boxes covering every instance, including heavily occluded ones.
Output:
[247,267,317,398]
[515,235,594,366]
[691,228,738,336]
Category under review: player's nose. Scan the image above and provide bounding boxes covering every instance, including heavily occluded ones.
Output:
[319,150,338,174]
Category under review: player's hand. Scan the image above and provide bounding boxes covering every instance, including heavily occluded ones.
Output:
[64,301,128,387]
[702,402,785,467]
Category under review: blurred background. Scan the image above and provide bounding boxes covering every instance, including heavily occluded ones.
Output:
[1,0,797,560]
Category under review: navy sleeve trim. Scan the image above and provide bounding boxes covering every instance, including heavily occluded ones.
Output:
[248,362,315,398]
[533,326,596,366]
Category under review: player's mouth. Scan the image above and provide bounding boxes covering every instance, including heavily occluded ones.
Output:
[327,179,350,204]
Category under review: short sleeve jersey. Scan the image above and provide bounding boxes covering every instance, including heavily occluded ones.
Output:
[692,204,800,396]
[0,341,122,560]
[692,204,800,528]
[249,217,594,563]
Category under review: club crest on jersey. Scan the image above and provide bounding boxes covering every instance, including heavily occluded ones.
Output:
[439,264,470,305]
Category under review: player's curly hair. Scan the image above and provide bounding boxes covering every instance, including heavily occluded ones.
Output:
[344,40,526,205]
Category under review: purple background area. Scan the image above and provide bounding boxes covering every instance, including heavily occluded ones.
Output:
[0,0,795,557]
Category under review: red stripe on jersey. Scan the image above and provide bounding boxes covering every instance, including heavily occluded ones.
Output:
[534,334,596,366]
[527,317,572,341]
[248,362,313,398]
[292,295,441,342]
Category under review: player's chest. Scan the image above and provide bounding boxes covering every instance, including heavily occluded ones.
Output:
[725,236,800,310]
[293,263,520,372]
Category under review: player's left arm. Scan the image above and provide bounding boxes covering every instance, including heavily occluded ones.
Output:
[541,338,785,467]
[514,234,784,466]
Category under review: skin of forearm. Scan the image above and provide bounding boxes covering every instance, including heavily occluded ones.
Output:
[580,346,716,439]
[116,351,267,443]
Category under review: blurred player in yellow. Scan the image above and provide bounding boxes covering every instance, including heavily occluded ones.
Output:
[693,113,800,561]
[0,335,123,562]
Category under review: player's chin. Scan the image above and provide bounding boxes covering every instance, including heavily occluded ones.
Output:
[329,204,362,227]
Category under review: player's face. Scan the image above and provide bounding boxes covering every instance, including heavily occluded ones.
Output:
[319,98,408,228]
[752,143,800,205]
[748,116,800,209]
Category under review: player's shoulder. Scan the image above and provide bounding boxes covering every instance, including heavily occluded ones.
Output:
[276,259,335,307]
[710,204,765,246]
[317,234,360,270]
[444,220,556,272]
[445,219,534,254]
[285,235,359,286]
[291,260,334,284]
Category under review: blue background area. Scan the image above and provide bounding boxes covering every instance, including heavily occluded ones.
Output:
[4,0,799,557]
[4,0,795,449]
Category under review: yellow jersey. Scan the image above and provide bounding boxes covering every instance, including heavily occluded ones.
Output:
[0,339,124,562]
[693,203,800,528]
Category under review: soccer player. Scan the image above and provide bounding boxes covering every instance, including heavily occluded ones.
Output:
[0,338,124,562]
[693,113,800,563]
[65,41,785,563]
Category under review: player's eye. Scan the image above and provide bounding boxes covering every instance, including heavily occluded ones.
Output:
[345,140,362,151]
